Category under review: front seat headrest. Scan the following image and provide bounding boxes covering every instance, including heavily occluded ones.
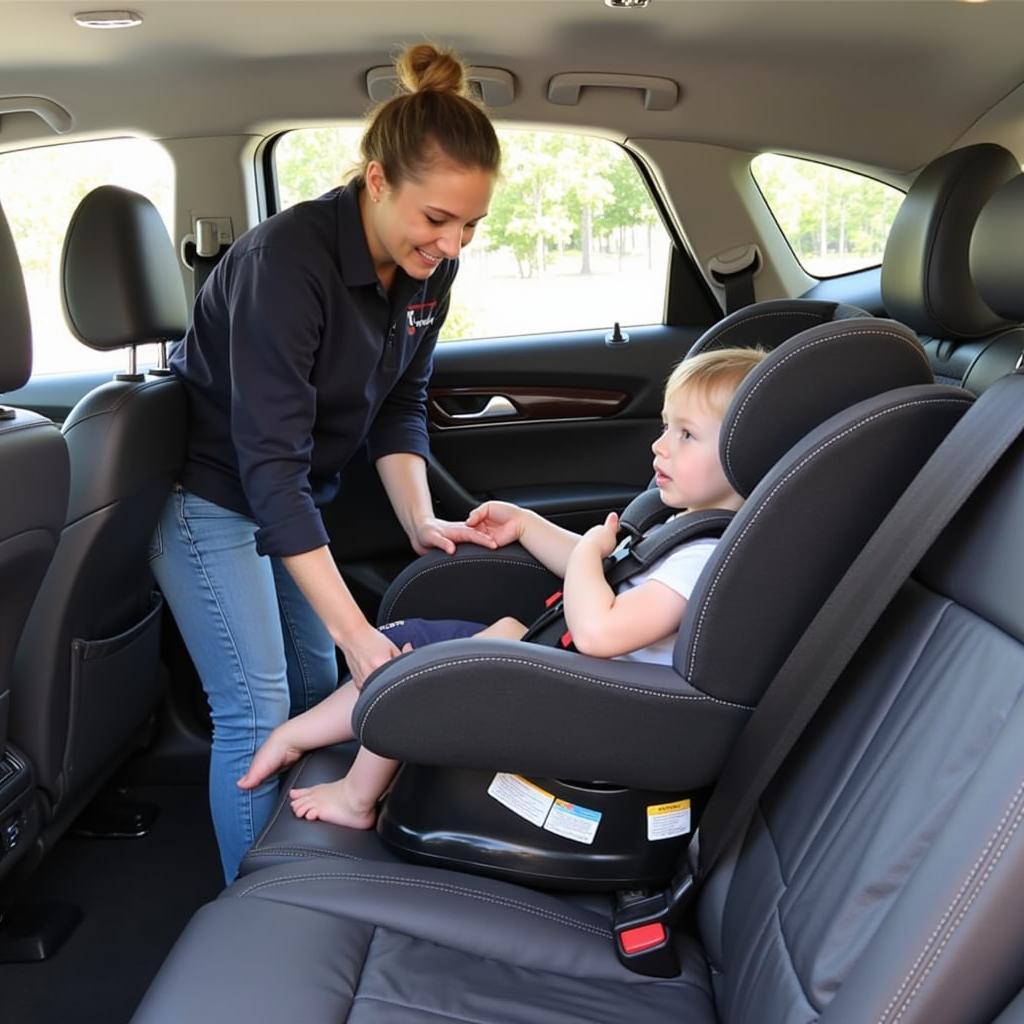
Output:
[61,185,188,351]
[881,142,1018,340]
[0,200,32,393]
[720,317,933,496]
[970,174,1024,325]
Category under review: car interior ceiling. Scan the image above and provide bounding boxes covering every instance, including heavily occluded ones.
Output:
[3,3,1024,1023]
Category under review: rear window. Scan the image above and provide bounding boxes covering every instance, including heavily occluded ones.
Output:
[751,153,903,278]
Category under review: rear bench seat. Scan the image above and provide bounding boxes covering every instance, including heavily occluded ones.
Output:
[131,373,1024,1020]
[130,172,1024,1018]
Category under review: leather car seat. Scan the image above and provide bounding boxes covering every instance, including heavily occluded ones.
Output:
[881,142,1024,392]
[8,186,188,848]
[0,199,69,881]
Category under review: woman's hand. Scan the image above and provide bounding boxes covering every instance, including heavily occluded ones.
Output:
[409,515,497,556]
[465,501,525,548]
[340,623,402,688]
[580,511,620,559]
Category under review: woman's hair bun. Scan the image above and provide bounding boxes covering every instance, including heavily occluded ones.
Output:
[395,43,470,98]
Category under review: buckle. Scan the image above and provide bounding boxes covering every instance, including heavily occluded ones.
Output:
[612,871,695,978]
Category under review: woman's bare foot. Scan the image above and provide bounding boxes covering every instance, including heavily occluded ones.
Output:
[289,778,377,829]
[237,724,304,790]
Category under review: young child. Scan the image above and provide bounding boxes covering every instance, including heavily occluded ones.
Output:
[237,346,765,827]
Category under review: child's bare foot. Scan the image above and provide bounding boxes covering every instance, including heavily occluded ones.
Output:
[237,725,304,790]
[289,779,377,829]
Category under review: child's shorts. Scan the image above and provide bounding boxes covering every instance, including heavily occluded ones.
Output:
[378,618,485,650]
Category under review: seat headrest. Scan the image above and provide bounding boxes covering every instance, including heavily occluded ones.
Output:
[0,200,32,393]
[970,174,1024,324]
[881,143,1017,339]
[61,185,188,352]
[721,317,933,496]
[687,298,869,357]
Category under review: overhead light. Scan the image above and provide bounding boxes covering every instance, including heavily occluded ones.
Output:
[73,10,143,29]
[604,0,653,7]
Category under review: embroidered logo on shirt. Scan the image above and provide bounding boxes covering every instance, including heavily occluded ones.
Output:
[407,301,438,335]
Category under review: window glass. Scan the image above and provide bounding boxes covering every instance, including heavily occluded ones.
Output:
[0,138,175,376]
[274,127,672,341]
[751,153,904,278]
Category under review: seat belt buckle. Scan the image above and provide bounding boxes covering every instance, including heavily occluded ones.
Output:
[612,872,695,978]
[544,590,563,608]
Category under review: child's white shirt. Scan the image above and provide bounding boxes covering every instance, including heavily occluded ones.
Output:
[613,534,718,666]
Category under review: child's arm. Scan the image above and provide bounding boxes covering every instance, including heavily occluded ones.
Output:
[466,500,582,577]
[562,512,688,658]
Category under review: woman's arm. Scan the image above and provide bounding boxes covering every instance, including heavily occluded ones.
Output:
[281,546,399,686]
[562,513,687,658]
[376,452,495,554]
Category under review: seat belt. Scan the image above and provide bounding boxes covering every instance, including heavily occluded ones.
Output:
[613,370,1024,977]
[522,508,735,650]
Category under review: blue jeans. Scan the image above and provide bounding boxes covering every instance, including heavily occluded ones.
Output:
[150,486,338,882]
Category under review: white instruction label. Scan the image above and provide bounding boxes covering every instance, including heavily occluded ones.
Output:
[543,799,602,845]
[487,773,554,827]
[646,799,691,841]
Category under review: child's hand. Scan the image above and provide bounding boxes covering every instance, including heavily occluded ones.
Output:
[465,501,524,548]
[582,511,620,558]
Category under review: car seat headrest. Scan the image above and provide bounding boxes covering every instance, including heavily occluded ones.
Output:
[61,185,188,352]
[881,143,1017,340]
[687,298,869,358]
[969,174,1024,324]
[0,200,32,394]
[721,317,933,497]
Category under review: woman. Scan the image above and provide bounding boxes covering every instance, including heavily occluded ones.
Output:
[151,42,501,882]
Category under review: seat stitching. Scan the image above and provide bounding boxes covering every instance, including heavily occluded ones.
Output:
[244,846,364,861]
[383,558,550,621]
[878,777,1024,1024]
[688,396,973,680]
[360,655,753,731]
[723,327,930,479]
[236,871,611,938]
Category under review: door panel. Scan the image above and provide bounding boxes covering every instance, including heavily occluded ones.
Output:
[325,324,705,611]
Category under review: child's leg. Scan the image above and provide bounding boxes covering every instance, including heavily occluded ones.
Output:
[289,747,399,829]
[476,616,528,640]
[237,680,360,790]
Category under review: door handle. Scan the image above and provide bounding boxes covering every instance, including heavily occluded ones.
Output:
[446,396,519,421]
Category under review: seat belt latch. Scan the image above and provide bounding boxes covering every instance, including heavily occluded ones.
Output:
[612,871,696,978]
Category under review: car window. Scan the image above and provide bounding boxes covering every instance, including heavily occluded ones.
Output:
[751,153,904,278]
[274,127,673,341]
[0,138,175,376]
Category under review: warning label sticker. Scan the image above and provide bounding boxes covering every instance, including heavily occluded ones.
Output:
[487,773,554,827]
[487,775,603,844]
[543,799,602,845]
[646,799,692,841]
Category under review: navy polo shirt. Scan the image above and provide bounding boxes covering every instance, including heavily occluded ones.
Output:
[170,181,456,557]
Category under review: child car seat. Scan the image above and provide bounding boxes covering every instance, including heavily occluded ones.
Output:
[356,316,972,889]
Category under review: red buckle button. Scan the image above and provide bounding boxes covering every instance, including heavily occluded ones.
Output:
[544,590,563,608]
[618,923,666,956]
[559,630,573,648]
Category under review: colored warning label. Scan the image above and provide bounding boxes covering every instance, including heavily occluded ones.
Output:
[543,798,602,845]
[646,799,691,841]
[487,773,554,827]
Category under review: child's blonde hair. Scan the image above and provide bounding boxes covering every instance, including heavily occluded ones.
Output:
[665,346,767,417]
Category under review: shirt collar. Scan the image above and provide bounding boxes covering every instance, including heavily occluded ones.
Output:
[336,180,380,288]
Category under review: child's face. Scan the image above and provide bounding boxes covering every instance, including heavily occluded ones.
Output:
[651,387,743,512]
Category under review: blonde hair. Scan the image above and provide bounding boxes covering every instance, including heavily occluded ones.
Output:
[665,346,767,416]
[359,43,501,186]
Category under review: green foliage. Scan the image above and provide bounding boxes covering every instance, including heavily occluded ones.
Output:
[274,126,661,280]
[752,153,903,275]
